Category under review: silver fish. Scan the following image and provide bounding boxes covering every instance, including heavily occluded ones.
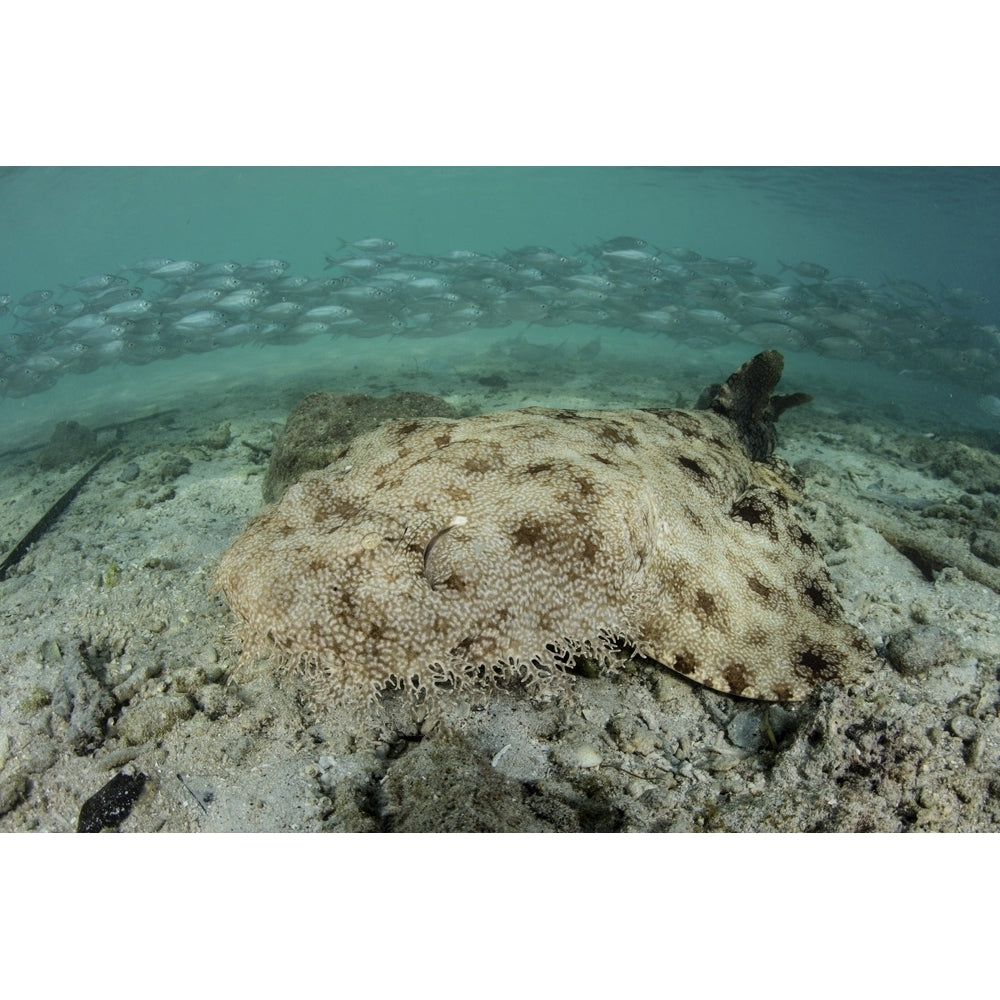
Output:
[193,275,244,291]
[264,276,304,294]
[719,255,756,271]
[151,260,203,279]
[635,309,681,332]
[594,236,648,252]
[164,288,225,311]
[778,260,830,280]
[662,247,702,262]
[93,338,129,361]
[401,274,451,295]
[16,302,62,322]
[493,295,551,323]
[58,313,110,335]
[686,307,737,327]
[62,274,127,295]
[437,249,486,262]
[881,274,936,304]
[77,323,128,346]
[394,255,439,269]
[199,261,242,277]
[215,290,263,312]
[334,285,387,305]
[324,256,383,277]
[245,258,289,270]
[23,353,61,371]
[259,301,304,320]
[938,282,989,309]
[290,277,351,297]
[597,249,661,270]
[1,365,57,395]
[49,340,92,365]
[564,287,608,303]
[103,298,154,318]
[171,310,227,332]
[738,322,805,349]
[127,257,174,274]
[338,237,396,253]
[88,285,145,307]
[563,307,611,325]
[301,304,353,322]
[565,274,616,291]
[238,264,287,282]
[978,394,1000,417]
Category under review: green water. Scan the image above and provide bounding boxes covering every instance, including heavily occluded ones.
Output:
[11,166,988,290]
[1,166,832,283]
[2,166,998,446]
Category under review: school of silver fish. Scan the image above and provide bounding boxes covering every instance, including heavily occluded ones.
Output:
[0,236,996,402]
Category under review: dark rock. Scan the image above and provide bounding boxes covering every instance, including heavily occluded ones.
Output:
[262,391,457,503]
[51,642,118,753]
[379,733,552,832]
[0,773,29,818]
[36,420,102,470]
[77,771,146,832]
[885,625,961,677]
[198,422,232,451]
[970,529,1000,568]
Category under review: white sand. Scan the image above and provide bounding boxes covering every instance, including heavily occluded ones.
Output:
[1,329,998,831]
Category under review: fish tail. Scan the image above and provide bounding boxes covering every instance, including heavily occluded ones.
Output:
[777,260,789,273]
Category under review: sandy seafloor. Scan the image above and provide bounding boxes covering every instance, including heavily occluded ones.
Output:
[1,324,998,833]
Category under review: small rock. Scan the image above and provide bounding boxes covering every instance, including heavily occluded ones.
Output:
[118,461,140,483]
[199,422,232,450]
[77,771,147,832]
[38,637,63,664]
[606,712,655,755]
[17,687,52,713]
[885,626,961,677]
[0,773,29,817]
[970,530,1000,568]
[196,683,233,720]
[114,693,196,745]
[948,715,977,740]
[727,709,767,751]
[36,420,101,470]
[555,742,602,768]
[111,662,157,704]
[262,391,457,503]
[51,646,118,753]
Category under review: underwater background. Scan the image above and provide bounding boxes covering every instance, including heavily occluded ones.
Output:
[2,165,999,446]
